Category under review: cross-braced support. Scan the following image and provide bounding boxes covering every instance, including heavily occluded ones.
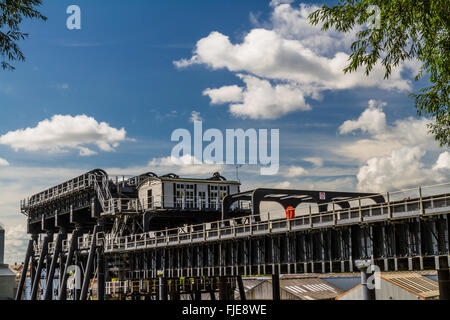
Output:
[30,234,51,300]
[44,231,64,300]
[58,227,81,300]
[80,225,99,300]
[236,275,246,300]
[15,236,36,300]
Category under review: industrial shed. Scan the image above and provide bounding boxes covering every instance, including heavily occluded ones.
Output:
[336,272,440,300]
[242,276,343,300]
[234,278,267,300]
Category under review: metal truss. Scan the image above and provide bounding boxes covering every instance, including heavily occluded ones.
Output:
[15,169,450,300]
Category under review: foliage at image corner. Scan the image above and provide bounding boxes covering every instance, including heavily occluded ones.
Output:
[0,0,46,71]
[309,0,449,148]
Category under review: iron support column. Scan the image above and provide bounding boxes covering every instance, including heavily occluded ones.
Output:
[15,237,35,300]
[58,227,81,300]
[30,234,51,300]
[80,225,99,300]
[159,277,168,300]
[237,275,246,300]
[29,236,38,292]
[272,273,280,301]
[438,269,450,300]
[97,246,105,300]
[170,287,180,301]
[44,231,64,300]
[97,219,105,300]
[219,277,232,300]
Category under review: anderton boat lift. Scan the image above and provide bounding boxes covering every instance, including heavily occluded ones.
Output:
[14,169,450,300]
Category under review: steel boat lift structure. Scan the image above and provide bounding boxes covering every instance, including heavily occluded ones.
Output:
[15,169,450,300]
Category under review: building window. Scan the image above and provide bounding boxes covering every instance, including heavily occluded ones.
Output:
[186,191,194,208]
[199,192,206,209]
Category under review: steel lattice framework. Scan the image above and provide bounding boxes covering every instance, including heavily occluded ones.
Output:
[14,169,450,300]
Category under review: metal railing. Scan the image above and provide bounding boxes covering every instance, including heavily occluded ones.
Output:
[21,177,92,214]
[20,171,107,214]
[31,183,450,256]
[140,195,233,211]
[103,198,141,215]
[106,281,129,295]
[20,170,118,215]
[93,177,107,213]
[78,234,94,250]
[105,279,160,296]
[101,195,233,215]
[105,277,231,296]
[104,183,450,253]
[93,173,115,213]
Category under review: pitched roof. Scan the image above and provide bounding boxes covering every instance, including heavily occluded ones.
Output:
[278,277,344,300]
[336,272,440,300]
[234,278,266,299]
[381,272,439,299]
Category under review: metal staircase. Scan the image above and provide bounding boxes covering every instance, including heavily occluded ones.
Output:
[92,173,113,214]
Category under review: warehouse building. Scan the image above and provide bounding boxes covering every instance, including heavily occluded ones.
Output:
[236,276,344,300]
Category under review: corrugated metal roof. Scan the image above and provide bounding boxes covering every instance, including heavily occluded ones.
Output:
[234,279,265,299]
[336,272,440,300]
[322,277,361,292]
[381,272,439,299]
[278,277,344,300]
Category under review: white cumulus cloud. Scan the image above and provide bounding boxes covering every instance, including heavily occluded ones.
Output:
[357,147,450,192]
[0,114,131,156]
[433,152,450,172]
[227,74,311,119]
[303,157,323,167]
[283,165,308,177]
[203,85,244,105]
[4,224,28,264]
[337,100,437,162]
[0,157,9,166]
[270,0,294,8]
[176,28,413,92]
[175,3,418,120]
[339,100,387,135]
[270,3,361,55]
[204,75,311,119]
[336,99,448,192]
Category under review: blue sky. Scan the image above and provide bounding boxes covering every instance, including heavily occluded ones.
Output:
[1,0,426,168]
[0,0,448,263]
